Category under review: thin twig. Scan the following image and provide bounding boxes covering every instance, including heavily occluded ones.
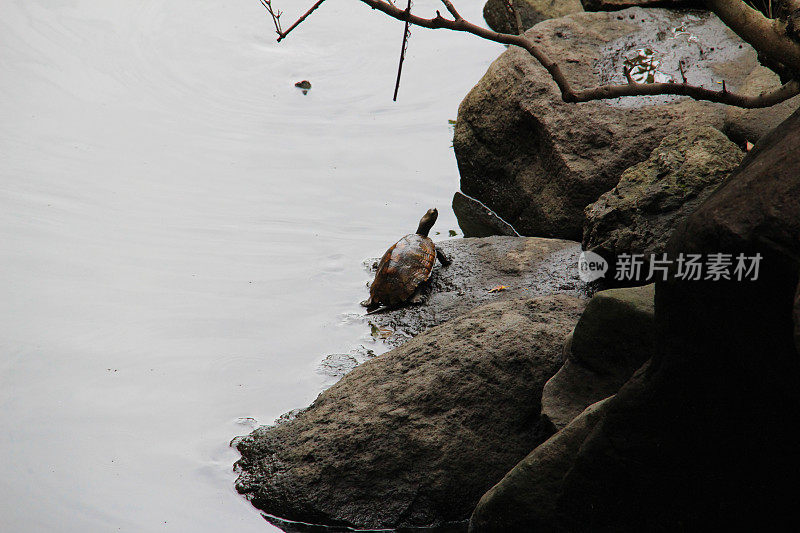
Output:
[393,0,413,101]
[259,0,328,42]
[259,0,283,35]
[505,0,523,35]
[277,0,327,41]
[678,60,688,84]
[624,66,635,85]
[440,0,461,20]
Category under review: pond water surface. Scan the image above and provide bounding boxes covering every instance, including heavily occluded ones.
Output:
[0,1,501,531]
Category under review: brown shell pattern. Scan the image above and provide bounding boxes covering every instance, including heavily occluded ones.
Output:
[369,234,436,307]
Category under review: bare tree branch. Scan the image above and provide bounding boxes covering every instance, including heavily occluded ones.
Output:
[360,0,578,98]
[259,0,328,41]
[263,0,800,108]
[573,78,800,107]
[360,0,800,107]
[259,0,283,35]
[439,0,461,20]
[393,0,413,101]
[705,0,800,73]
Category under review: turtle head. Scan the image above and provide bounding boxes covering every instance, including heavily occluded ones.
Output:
[416,208,438,237]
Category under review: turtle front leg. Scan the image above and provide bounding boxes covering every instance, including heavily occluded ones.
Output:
[436,248,452,266]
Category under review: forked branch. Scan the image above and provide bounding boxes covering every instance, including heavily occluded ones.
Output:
[259,0,283,35]
[262,0,328,42]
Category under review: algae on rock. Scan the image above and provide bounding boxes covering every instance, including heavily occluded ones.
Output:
[583,126,743,266]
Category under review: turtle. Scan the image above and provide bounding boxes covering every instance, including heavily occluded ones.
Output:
[361,208,451,311]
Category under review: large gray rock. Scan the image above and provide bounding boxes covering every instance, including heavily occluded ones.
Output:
[365,236,586,345]
[234,295,587,529]
[483,0,583,34]
[724,65,800,145]
[582,127,743,270]
[455,8,755,240]
[555,105,800,530]
[581,0,697,11]
[541,284,654,429]
[452,191,520,237]
[469,397,613,533]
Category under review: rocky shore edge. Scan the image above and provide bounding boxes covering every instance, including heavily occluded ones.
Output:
[233,2,800,530]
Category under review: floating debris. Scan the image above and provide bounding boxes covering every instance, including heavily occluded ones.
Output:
[361,347,376,358]
[294,80,311,94]
[623,48,671,84]
[448,229,458,237]
[670,24,692,39]
[235,417,258,428]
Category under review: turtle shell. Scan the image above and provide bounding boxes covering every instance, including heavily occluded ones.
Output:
[368,233,436,307]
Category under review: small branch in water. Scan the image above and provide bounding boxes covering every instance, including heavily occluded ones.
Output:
[393,0,413,101]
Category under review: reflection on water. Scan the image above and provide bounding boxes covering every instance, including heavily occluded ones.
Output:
[0,0,501,531]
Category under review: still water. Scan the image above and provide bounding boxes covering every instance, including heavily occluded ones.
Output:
[0,0,502,531]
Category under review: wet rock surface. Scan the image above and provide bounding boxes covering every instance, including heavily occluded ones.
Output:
[583,126,743,271]
[363,236,587,346]
[541,284,654,430]
[234,295,587,529]
[581,0,697,11]
[723,65,800,146]
[483,0,583,34]
[468,397,613,533]
[554,107,800,530]
[316,353,360,379]
[454,8,754,240]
